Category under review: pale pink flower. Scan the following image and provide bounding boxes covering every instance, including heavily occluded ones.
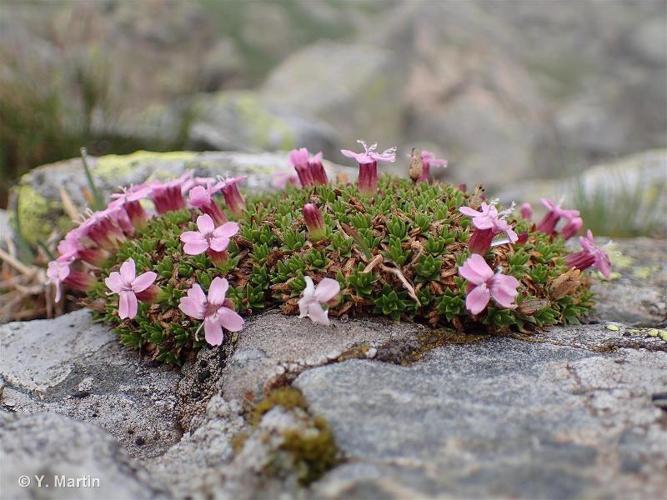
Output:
[178,277,245,346]
[560,216,583,240]
[104,258,157,320]
[188,184,227,225]
[215,176,246,215]
[418,150,447,182]
[566,230,612,278]
[536,198,580,235]
[46,260,70,302]
[109,183,152,228]
[459,203,518,254]
[180,215,238,256]
[341,140,396,194]
[298,276,340,326]
[288,148,328,186]
[459,254,520,315]
[150,172,192,214]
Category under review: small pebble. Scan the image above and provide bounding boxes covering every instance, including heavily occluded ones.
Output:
[606,324,620,332]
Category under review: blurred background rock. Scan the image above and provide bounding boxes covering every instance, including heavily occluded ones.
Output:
[1,0,665,230]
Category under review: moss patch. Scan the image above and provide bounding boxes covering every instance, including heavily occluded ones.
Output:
[249,386,307,426]
[281,416,338,486]
[94,151,196,181]
[15,184,58,245]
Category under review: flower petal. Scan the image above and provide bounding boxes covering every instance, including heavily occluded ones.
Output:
[180,231,204,244]
[105,272,124,293]
[120,258,136,283]
[306,303,330,325]
[459,207,481,217]
[490,274,519,308]
[179,297,204,319]
[183,239,209,255]
[213,221,239,239]
[298,296,311,318]
[209,236,230,252]
[207,277,229,305]
[132,271,157,293]
[119,291,138,319]
[203,317,224,346]
[218,307,245,332]
[196,214,215,234]
[314,278,340,303]
[459,254,494,285]
[302,276,315,300]
[466,284,490,315]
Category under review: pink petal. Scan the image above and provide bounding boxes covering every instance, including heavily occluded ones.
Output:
[302,276,316,300]
[298,296,312,318]
[105,272,124,293]
[218,307,245,332]
[189,186,210,207]
[120,259,136,283]
[459,207,481,217]
[490,274,519,308]
[459,254,494,285]
[466,284,491,315]
[306,302,330,325]
[196,214,215,234]
[209,236,230,252]
[314,278,340,303]
[207,277,229,305]
[119,291,138,319]
[180,231,206,244]
[132,271,157,293]
[472,216,495,230]
[203,317,224,346]
[289,148,310,167]
[179,297,205,319]
[213,221,239,239]
[184,241,210,256]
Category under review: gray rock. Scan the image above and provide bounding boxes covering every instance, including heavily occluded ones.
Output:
[0,412,170,499]
[0,209,9,243]
[262,42,405,146]
[187,91,339,156]
[0,309,183,459]
[297,328,667,499]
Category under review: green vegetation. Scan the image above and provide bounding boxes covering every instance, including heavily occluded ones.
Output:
[86,177,594,365]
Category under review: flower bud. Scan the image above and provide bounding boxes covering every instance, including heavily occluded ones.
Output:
[303,203,325,240]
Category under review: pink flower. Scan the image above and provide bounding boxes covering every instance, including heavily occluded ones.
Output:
[272,171,299,189]
[341,140,396,194]
[459,203,518,254]
[560,216,583,240]
[303,203,325,240]
[458,254,520,315]
[46,260,91,303]
[79,211,127,250]
[178,277,245,346]
[298,276,340,326]
[418,150,447,182]
[180,215,238,256]
[536,199,580,235]
[289,148,328,187]
[215,176,246,216]
[520,202,533,220]
[104,258,157,320]
[188,184,227,225]
[566,230,612,278]
[109,184,152,228]
[150,172,192,214]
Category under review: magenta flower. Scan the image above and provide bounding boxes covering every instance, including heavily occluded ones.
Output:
[215,176,246,216]
[520,202,533,220]
[79,211,127,250]
[104,258,157,320]
[180,214,238,256]
[188,184,227,225]
[566,230,612,278]
[459,203,518,254]
[341,140,396,194]
[298,276,340,326]
[560,216,583,240]
[536,199,580,235]
[289,148,328,187]
[418,151,447,182]
[150,172,192,214]
[303,203,325,240]
[178,277,245,346]
[458,254,520,315]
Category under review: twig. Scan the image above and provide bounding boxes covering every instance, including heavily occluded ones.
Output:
[0,247,36,276]
[363,254,384,273]
[380,264,421,306]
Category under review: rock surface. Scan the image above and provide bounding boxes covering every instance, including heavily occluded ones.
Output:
[1,238,665,498]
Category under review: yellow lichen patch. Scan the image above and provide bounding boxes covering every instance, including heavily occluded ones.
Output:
[15,185,59,245]
[249,386,307,426]
[607,244,634,270]
[632,266,653,280]
[281,416,339,485]
[94,151,197,180]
